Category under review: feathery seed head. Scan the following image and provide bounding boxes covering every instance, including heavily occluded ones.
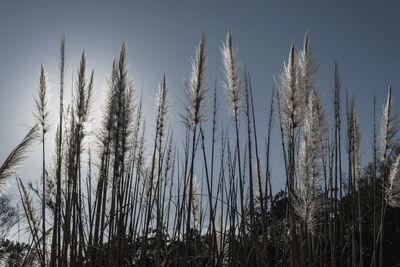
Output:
[380,84,397,163]
[75,51,94,126]
[280,43,303,132]
[298,32,317,107]
[185,34,207,129]
[35,65,50,134]
[155,74,169,138]
[292,187,320,234]
[293,89,325,234]
[222,30,241,117]
[348,101,362,181]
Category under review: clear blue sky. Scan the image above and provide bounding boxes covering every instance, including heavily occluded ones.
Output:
[0,1,399,196]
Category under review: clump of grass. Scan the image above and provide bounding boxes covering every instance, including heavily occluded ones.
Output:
[4,31,400,267]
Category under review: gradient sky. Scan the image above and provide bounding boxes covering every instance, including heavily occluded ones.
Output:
[1,1,400,198]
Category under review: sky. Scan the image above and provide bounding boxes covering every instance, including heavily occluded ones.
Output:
[0,1,400,203]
